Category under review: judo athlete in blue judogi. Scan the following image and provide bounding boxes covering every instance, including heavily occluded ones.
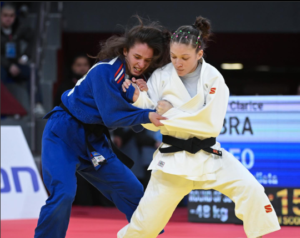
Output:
[34,17,170,238]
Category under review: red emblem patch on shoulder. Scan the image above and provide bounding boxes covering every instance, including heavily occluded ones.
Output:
[209,88,216,94]
[264,204,273,213]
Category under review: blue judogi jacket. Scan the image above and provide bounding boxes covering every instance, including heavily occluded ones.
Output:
[62,56,153,127]
[44,56,155,169]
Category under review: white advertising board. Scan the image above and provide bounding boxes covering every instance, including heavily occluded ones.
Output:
[1,126,48,220]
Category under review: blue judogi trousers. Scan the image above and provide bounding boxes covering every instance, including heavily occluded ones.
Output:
[34,109,144,238]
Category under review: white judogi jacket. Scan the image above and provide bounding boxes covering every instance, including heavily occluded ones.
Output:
[132,58,229,181]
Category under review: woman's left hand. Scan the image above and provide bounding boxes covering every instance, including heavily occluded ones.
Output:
[156,100,173,115]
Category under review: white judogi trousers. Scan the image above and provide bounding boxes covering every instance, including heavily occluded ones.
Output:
[117,149,280,238]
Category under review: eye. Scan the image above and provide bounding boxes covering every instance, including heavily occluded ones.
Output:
[171,56,177,59]
[183,58,189,61]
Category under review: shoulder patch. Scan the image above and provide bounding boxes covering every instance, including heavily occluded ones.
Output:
[115,63,124,83]
[209,87,216,94]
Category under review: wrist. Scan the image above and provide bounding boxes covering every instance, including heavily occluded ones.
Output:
[132,87,140,102]
[146,110,155,123]
[125,84,136,102]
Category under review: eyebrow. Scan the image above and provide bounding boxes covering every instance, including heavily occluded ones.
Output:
[134,54,152,60]
[170,52,190,56]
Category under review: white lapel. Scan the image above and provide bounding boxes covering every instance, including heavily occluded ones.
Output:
[160,58,207,113]
[160,65,192,108]
[177,58,206,113]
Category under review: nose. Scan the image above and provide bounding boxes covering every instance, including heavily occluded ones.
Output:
[137,60,145,69]
[175,59,183,68]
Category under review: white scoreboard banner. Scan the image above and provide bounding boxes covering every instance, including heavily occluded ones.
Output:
[1,126,48,220]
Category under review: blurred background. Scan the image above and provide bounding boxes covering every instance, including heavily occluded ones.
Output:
[1,1,300,227]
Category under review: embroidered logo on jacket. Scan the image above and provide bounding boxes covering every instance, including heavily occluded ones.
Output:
[264,204,273,213]
[158,161,165,168]
[209,87,216,94]
[115,63,124,84]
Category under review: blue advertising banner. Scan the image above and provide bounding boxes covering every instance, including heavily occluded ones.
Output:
[188,96,300,226]
[218,96,300,188]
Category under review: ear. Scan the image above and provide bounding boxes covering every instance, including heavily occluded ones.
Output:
[197,49,203,60]
[123,48,128,57]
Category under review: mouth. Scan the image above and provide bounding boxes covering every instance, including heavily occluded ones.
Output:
[133,66,143,74]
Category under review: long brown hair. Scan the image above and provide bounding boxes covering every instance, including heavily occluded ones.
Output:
[91,15,171,75]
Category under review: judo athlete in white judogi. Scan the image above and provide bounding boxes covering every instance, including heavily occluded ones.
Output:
[118,16,280,238]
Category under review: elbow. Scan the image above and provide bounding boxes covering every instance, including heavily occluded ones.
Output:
[102,116,117,128]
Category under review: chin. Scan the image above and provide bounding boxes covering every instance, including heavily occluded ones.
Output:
[131,73,141,77]
[132,70,143,77]
[177,71,185,76]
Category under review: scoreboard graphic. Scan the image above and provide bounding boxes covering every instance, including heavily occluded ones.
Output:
[188,96,300,226]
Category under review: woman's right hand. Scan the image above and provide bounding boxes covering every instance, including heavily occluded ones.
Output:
[122,79,140,102]
[122,79,132,92]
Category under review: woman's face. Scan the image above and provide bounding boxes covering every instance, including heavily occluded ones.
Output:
[123,42,153,76]
[170,42,203,77]
[72,57,90,77]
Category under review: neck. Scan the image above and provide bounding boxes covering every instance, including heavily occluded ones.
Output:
[189,61,199,74]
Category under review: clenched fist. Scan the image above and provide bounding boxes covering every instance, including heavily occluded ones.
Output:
[132,77,148,92]
[156,100,173,115]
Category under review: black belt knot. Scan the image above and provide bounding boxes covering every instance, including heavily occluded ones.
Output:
[159,135,222,156]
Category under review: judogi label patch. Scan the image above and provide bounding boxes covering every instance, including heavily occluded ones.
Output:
[91,157,99,167]
[158,160,165,168]
[91,151,106,167]
[95,154,106,163]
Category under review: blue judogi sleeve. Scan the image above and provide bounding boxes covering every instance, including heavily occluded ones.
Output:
[122,84,136,103]
[121,85,145,133]
[61,57,155,129]
[89,64,155,128]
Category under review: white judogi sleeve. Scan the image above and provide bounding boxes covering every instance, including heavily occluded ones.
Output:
[134,70,229,138]
[132,70,163,132]
[159,75,229,138]
[132,71,161,110]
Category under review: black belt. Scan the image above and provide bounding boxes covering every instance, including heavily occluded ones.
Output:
[159,135,222,156]
[59,103,134,168]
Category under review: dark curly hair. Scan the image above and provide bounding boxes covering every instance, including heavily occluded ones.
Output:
[92,15,171,75]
